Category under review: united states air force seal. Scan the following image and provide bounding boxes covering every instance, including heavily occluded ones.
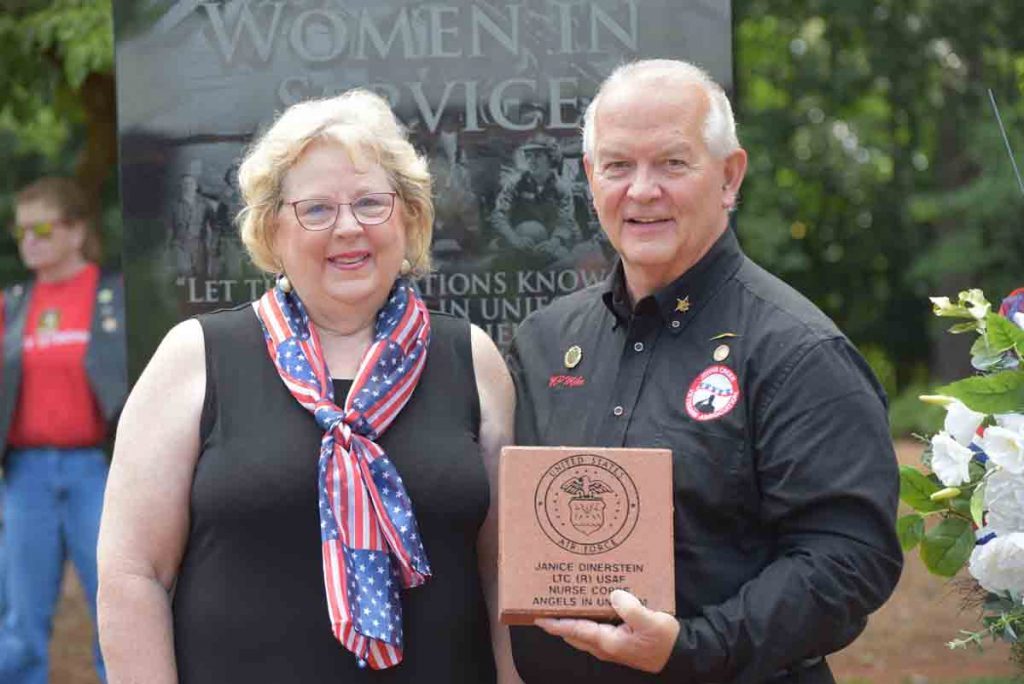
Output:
[534,454,640,555]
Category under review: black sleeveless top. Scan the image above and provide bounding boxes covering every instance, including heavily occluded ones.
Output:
[172,305,496,683]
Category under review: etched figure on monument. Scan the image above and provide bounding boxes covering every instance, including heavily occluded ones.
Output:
[168,172,217,278]
[489,133,579,268]
[210,160,250,279]
[427,111,484,269]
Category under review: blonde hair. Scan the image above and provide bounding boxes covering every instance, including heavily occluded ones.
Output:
[15,177,102,262]
[237,89,433,275]
[582,59,740,162]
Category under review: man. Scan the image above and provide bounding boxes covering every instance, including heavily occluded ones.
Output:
[507,59,902,683]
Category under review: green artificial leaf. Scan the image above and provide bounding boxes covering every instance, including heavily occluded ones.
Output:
[971,349,1007,372]
[969,460,986,482]
[972,334,995,357]
[949,321,980,335]
[899,465,943,512]
[897,513,925,550]
[987,312,1024,356]
[985,594,1016,613]
[920,517,974,577]
[948,494,972,519]
[936,371,1024,414]
[970,483,986,527]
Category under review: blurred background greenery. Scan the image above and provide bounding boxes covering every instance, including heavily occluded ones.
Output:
[1,0,1021,437]
[0,0,118,274]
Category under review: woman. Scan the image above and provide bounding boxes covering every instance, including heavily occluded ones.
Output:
[1,177,126,684]
[97,90,519,683]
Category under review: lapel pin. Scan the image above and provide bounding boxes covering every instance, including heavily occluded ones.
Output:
[564,345,582,369]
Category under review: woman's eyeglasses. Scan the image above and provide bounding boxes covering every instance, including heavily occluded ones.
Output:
[281,192,397,231]
[11,222,57,242]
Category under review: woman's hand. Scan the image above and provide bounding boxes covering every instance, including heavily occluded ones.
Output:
[535,589,680,673]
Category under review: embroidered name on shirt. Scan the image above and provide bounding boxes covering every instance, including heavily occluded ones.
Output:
[549,374,586,388]
[23,329,90,351]
[684,365,740,421]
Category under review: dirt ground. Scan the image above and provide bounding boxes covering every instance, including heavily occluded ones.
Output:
[49,441,1020,684]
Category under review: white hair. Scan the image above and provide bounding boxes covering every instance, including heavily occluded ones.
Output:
[581,59,740,161]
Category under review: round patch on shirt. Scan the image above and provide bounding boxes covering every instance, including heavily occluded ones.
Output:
[685,365,740,422]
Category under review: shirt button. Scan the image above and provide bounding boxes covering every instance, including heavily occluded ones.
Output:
[671,320,681,329]
[633,342,644,352]
[612,406,625,417]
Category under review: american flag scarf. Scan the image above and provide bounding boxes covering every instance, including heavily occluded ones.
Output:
[254,278,432,669]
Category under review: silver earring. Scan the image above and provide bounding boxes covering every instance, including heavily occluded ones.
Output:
[400,258,412,276]
[277,274,293,293]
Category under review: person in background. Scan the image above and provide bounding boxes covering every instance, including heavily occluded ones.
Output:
[1,176,127,684]
[97,89,519,683]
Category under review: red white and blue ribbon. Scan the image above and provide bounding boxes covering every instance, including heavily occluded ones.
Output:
[255,278,432,669]
[999,287,1024,327]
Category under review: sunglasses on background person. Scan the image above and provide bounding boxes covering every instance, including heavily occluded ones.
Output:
[10,220,62,242]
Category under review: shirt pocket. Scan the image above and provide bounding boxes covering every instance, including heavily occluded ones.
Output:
[652,422,754,547]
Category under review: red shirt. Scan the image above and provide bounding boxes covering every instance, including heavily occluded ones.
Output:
[7,263,107,448]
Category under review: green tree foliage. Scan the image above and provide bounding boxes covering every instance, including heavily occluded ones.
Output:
[0,0,118,284]
[735,0,1024,397]
[0,0,113,134]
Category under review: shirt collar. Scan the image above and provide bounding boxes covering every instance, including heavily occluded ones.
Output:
[601,228,744,333]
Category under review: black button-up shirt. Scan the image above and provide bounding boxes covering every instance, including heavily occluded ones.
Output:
[507,228,902,683]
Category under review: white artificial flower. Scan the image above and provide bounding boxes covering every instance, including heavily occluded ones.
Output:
[963,289,991,320]
[1014,311,1024,330]
[995,413,1024,433]
[944,400,985,446]
[969,533,1024,594]
[981,426,1024,474]
[931,432,974,486]
[984,469,1024,535]
[969,301,992,321]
